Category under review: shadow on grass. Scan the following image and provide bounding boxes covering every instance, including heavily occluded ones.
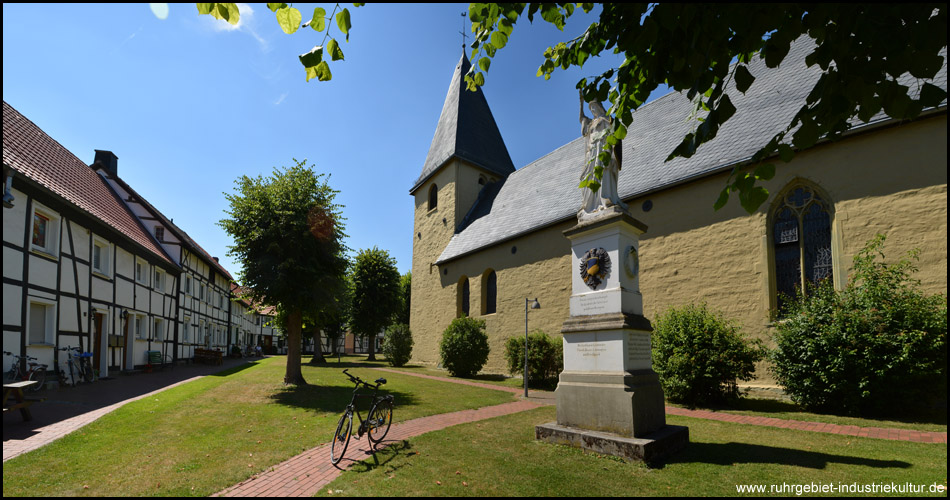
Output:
[268,381,419,415]
[657,442,912,470]
[344,440,413,473]
[692,397,948,427]
[207,360,263,377]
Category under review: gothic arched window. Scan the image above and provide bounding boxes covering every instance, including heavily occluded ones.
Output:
[772,183,834,311]
[428,184,438,211]
[482,270,497,315]
[458,276,470,317]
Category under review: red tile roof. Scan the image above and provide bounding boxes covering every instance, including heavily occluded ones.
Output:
[3,101,176,267]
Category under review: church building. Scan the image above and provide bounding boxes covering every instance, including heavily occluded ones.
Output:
[409,39,948,381]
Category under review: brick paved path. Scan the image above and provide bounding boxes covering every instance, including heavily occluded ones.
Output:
[214,399,542,497]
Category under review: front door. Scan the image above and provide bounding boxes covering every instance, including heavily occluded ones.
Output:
[93,313,105,375]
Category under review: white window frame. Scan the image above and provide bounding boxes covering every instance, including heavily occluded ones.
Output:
[26,297,56,345]
[30,202,60,257]
[133,313,146,340]
[154,268,166,293]
[91,235,112,277]
[153,317,164,341]
[135,259,149,286]
[183,319,191,343]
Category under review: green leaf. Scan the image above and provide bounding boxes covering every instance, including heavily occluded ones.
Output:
[777,144,795,163]
[336,8,352,41]
[478,57,491,72]
[473,72,485,87]
[739,186,770,214]
[919,83,947,108]
[753,163,775,181]
[299,46,323,70]
[734,64,755,93]
[306,7,326,32]
[314,61,332,82]
[197,3,214,15]
[490,30,508,50]
[276,6,301,34]
[792,118,819,150]
[713,188,730,211]
[717,94,736,122]
[266,3,287,13]
[327,38,344,61]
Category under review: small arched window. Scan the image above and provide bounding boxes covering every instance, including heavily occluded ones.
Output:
[772,183,834,312]
[428,184,438,211]
[458,277,470,317]
[482,270,497,315]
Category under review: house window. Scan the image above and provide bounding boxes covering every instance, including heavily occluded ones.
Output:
[135,259,148,285]
[27,300,55,345]
[92,236,111,276]
[458,277,470,317]
[184,275,192,295]
[155,226,165,241]
[154,318,164,341]
[154,269,166,292]
[428,184,438,211]
[771,183,834,312]
[30,204,60,256]
[134,314,146,340]
[482,270,497,315]
[183,320,191,342]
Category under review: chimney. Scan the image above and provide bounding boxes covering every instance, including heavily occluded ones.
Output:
[93,150,119,177]
[213,257,219,263]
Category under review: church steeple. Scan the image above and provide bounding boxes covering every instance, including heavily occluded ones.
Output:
[410,53,515,194]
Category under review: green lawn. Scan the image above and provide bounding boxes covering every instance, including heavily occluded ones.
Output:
[329,407,948,497]
[1,357,514,497]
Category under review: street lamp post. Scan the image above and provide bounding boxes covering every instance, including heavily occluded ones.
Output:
[524,297,540,398]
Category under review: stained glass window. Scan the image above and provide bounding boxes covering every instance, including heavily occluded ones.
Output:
[772,184,833,312]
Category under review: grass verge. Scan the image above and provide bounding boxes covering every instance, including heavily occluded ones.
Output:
[1,356,513,497]
[329,406,948,496]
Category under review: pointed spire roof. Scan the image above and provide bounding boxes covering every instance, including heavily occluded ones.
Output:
[411,53,515,193]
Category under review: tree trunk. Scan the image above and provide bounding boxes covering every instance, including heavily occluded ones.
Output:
[366,331,376,361]
[284,308,307,385]
[309,328,326,364]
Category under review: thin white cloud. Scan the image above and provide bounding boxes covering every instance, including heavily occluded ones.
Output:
[274,92,289,106]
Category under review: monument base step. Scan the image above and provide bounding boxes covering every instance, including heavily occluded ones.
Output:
[536,422,688,464]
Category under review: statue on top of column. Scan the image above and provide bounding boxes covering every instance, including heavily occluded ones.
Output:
[578,91,627,220]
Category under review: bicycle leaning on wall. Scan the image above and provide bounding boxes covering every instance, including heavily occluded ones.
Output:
[330,369,395,465]
[3,350,48,392]
[58,346,95,386]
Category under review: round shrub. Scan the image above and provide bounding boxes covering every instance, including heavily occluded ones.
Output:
[440,316,490,378]
[771,235,947,415]
[381,323,414,367]
[652,303,765,407]
[504,330,563,388]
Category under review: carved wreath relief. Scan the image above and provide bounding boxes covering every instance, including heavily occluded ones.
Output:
[579,247,611,290]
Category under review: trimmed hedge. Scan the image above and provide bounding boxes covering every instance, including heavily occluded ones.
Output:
[771,235,947,415]
[439,316,490,378]
[504,330,563,389]
[652,303,765,407]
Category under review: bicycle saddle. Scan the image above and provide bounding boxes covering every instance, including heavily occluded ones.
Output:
[375,377,387,385]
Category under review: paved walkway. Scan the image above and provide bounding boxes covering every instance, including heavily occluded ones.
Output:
[4,357,946,495]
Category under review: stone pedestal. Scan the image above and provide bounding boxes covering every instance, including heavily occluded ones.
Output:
[536,208,688,462]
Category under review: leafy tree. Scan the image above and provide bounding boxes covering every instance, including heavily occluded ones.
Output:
[396,271,412,325]
[200,3,946,213]
[440,316,491,378]
[219,159,348,385]
[349,247,402,361]
[381,323,414,367]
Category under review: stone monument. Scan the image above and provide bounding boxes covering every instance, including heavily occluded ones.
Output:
[535,98,688,463]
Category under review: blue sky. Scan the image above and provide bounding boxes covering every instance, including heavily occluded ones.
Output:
[3,3,667,277]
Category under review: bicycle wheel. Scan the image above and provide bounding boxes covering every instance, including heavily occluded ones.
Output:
[28,367,46,392]
[82,359,94,383]
[367,398,393,445]
[330,411,353,465]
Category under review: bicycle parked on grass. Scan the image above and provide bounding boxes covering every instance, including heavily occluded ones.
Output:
[330,369,395,465]
[58,346,95,386]
[3,350,48,392]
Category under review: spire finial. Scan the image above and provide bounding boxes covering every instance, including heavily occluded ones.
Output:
[459,12,468,50]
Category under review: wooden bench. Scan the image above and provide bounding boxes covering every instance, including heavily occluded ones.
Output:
[194,348,223,365]
[146,350,173,371]
[3,381,45,421]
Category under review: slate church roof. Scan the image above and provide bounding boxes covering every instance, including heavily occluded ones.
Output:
[435,39,948,265]
[411,53,516,194]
